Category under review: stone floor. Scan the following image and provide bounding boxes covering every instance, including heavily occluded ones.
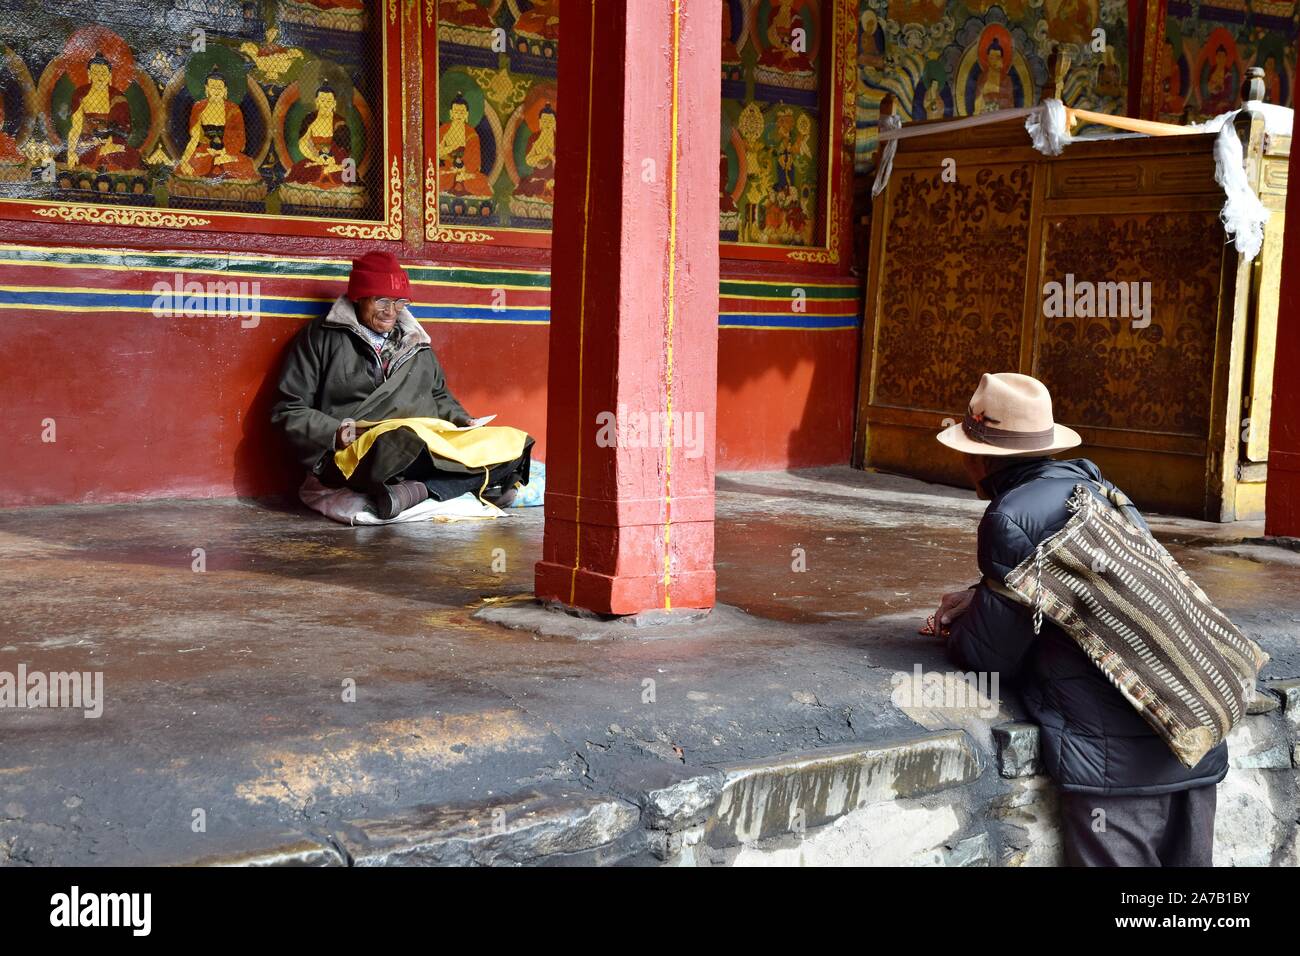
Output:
[0,467,1297,865]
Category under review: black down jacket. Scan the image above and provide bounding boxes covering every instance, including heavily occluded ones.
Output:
[946,456,1229,796]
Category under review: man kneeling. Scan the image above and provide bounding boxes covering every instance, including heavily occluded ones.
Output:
[271,251,533,519]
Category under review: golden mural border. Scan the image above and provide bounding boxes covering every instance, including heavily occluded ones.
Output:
[31,207,211,228]
[2,5,403,238]
[1139,0,1166,120]
[327,155,403,239]
[421,0,554,245]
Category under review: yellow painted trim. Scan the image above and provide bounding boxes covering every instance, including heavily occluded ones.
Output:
[410,279,549,290]
[719,323,858,331]
[415,303,550,310]
[0,282,318,299]
[569,0,599,607]
[418,318,549,325]
[0,243,544,273]
[719,290,859,299]
[661,0,681,609]
[0,258,551,289]
[719,308,858,315]
[0,302,319,318]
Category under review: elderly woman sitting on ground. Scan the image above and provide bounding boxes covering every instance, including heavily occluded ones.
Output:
[272,251,532,519]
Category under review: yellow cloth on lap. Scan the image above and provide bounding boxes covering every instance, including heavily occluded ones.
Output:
[333,417,529,480]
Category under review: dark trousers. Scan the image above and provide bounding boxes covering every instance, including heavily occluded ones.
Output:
[1059,785,1217,866]
[321,426,533,501]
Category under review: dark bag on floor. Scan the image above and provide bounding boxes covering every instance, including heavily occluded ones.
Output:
[991,481,1268,769]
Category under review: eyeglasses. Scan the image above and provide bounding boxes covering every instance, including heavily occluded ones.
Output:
[373,297,411,313]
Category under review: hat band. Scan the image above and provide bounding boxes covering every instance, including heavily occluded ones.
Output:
[962,410,1056,449]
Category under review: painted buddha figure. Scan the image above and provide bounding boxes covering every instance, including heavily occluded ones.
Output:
[1159,37,1183,115]
[759,0,815,76]
[438,92,492,197]
[285,81,352,188]
[1262,55,1282,104]
[859,10,886,71]
[66,52,142,172]
[515,103,556,203]
[513,0,560,41]
[178,66,258,180]
[1203,44,1237,114]
[974,40,1015,114]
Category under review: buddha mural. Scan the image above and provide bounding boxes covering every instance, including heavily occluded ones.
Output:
[1201,41,1240,115]
[66,52,143,172]
[239,28,305,88]
[284,81,353,189]
[758,0,816,84]
[442,0,495,29]
[439,0,497,53]
[1261,53,1284,104]
[513,0,560,43]
[515,102,555,203]
[439,93,492,198]
[177,66,258,181]
[1159,34,1187,116]
[974,39,1016,114]
[859,9,886,72]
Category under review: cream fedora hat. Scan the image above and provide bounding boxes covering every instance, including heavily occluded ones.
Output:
[936,372,1081,457]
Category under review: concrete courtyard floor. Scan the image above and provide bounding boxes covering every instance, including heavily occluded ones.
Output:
[0,467,1297,865]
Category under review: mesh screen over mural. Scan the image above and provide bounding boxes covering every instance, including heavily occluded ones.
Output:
[0,0,386,223]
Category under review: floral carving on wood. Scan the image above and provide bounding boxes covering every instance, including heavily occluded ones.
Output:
[872,164,1031,413]
[1036,212,1222,436]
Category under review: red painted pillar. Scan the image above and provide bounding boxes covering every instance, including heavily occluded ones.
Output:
[535,0,719,614]
[1265,138,1300,537]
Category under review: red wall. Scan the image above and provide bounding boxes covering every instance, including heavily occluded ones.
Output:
[0,247,860,507]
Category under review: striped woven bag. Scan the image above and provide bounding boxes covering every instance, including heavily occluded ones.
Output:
[993,482,1268,769]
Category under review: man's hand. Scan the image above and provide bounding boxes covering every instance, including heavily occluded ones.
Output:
[449,411,474,427]
[935,587,977,628]
[334,420,372,449]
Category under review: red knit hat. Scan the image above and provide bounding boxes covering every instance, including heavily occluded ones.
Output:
[347,251,412,301]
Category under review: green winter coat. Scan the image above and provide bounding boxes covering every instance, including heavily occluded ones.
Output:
[271,295,470,474]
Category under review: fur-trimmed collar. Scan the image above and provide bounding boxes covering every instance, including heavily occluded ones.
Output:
[323,294,428,373]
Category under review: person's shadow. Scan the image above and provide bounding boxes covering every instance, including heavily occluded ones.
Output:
[232,315,317,505]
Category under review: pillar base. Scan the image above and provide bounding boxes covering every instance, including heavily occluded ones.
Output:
[535,561,716,616]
